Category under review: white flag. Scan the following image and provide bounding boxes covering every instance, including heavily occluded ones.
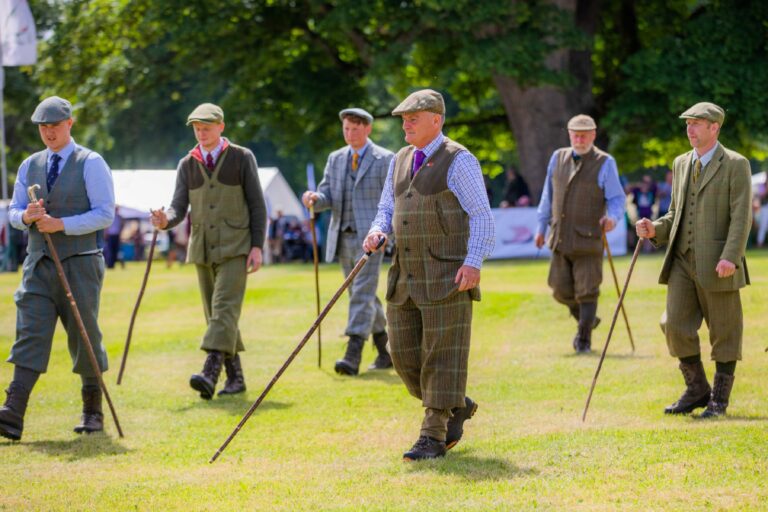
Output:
[0,0,37,66]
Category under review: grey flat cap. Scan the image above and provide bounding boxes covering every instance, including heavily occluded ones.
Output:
[567,114,597,131]
[679,102,725,125]
[392,89,445,116]
[186,103,225,125]
[339,107,373,124]
[31,96,72,124]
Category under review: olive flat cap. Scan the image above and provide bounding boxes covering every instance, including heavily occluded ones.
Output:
[679,102,725,125]
[31,96,72,124]
[339,107,373,124]
[567,114,597,131]
[392,89,445,116]
[186,103,224,125]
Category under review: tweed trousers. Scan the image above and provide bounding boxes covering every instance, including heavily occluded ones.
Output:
[196,255,247,356]
[387,291,472,411]
[548,250,603,308]
[338,232,386,338]
[664,250,742,362]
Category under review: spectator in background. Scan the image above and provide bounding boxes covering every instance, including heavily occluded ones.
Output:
[756,181,768,247]
[104,206,123,269]
[631,175,657,220]
[499,167,530,207]
[268,210,285,263]
[657,170,673,218]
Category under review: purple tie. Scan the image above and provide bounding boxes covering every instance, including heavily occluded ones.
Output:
[413,150,426,176]
[206,153,215,170]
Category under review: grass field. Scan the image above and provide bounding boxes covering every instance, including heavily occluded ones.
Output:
[0,250,767,511]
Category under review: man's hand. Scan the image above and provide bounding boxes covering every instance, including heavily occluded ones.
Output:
[22,199,46,225]
[363,232,387,253]
[635,218,655,238]
[534,233,545,249]
[455,265,480,291]
[302,191,320,208]
[247,247,263,273]
[150,208,168,229]
[715,259,736,278]
[599,215,616,232]
[36,215,65,233]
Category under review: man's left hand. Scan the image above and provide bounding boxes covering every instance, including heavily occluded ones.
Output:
[36,215,65,234]
[247,247,263,273]
[599,215,616,232]
[455,265,480,291]
[715,259,736,278]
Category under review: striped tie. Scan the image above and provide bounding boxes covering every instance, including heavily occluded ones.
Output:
[47,154,62,191]
[693,159,702,184]
[352,153,359,171]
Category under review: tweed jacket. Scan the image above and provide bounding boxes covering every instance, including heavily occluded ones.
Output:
[652,143,752,291]
[313,140,394,262]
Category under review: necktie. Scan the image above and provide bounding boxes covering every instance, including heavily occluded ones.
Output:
[693,159,702,184]
[412,150,426,176]
[352,152,359,171]
[206,153,215,170]
[47,154,62,191]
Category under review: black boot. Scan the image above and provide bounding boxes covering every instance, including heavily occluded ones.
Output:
[573,302,597,353]
[699,373,735,419]
[368,331,393,370]
[403,435,446,461]
[74,385,103,434]
[570,304,600,329]
[335,335,365,376]
[190,351,225,400]
[665,361,711,414]
[446,396,478,450]
[0,382,32,441]
[218,353,247,396]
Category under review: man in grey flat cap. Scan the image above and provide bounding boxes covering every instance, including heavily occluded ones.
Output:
[0,96,115,440]
[364,89,495,460]
[151,103,267,400]
[636,102,751,418]
[302,108,394,376]
[535,114,626,354]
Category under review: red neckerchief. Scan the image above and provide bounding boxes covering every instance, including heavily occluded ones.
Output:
[189,138,230,164]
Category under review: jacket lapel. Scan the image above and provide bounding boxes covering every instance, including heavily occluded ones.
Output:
[697,144,725,194]
[354,146,375,185]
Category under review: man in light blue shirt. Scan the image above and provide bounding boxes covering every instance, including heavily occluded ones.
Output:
[535,114,626,353]
[0,96,114,441]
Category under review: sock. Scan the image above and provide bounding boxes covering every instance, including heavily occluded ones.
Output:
[715,361,736,375]
[81,375,99,388]
[13,365,40,392]
[679,354,701,365]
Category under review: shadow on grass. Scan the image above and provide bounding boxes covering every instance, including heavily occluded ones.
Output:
[174,394,293,416]
[405,448,538,481]
[356,370,403,385]
[26,433,130,461]
[561,352,654,360]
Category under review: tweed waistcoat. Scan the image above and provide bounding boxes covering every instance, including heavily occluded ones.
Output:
[27,148,99,261]
[386,138,479,306]
[674,160,703,255]
[548,147,607,256]
[186,147,251,264]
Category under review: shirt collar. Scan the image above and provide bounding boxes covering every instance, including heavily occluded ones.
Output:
[48,139,76,165]
[417,132,444,158]
[200,137,226,161]
[693,141,719,167]
[349,139,370,159]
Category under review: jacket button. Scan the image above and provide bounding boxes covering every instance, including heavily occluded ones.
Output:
[561,214,565,218]
[209,185,214,189]
[407,274,413,279]
[406,193,412,198]
[403,220,408,225]
[210,205,215,209]
[404,247,410,252]
[210,225,215,229]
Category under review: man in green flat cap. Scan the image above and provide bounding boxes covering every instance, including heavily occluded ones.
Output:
[636,102,751,418]
[1,96,115,440]
[151,103,267,400]
[364,89,495,461]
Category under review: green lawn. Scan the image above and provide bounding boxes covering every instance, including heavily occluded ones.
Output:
[0,251,767,511]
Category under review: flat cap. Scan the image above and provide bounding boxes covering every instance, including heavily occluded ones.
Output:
[679,102,725,125]
[567,114,597,131]
[186,103,224,125]
[339,107,373,124]
[392,89,445,116]
[31,96,72,124]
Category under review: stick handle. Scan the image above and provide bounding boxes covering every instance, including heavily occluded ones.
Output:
[602,232,636,352]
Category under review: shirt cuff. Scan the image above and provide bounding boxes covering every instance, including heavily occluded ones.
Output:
[463,254,483,270]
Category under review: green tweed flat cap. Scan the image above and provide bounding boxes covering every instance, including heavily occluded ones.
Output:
[186,103,224,125]
[339,107,373,124]
[31,96,72,124]
[567,114,597,131]
[391,89,445,116]
[679,102,725,125]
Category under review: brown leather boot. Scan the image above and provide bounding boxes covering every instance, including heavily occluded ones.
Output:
[368,331,393,370]
[190,351,225,399]
[218,353,246,396]
[665,361,711,414]
[699,373,735,419]
[334,335,365,376]
[74,385,103,434]
[0,382,32,441]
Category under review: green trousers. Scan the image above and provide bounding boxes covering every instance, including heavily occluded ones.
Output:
[196,256,247,356]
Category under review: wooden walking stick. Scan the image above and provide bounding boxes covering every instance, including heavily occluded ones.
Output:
[582,238,643,422]
[117,208,162,385]
[602,231,636,352]
[209,237,386,463]
[26,184,124,437]
[309,205,322,368]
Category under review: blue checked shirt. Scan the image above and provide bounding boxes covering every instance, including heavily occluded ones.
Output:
[369,132,495,269]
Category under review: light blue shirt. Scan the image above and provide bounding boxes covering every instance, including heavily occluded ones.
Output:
[369,132,495,269]
[349,139,370,162]
[536,148,626,236]
[9,139,115,235]
[692,141,719,168]
[200,137,226,165]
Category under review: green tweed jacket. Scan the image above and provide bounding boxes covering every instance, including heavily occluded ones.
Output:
[652,143,752,291]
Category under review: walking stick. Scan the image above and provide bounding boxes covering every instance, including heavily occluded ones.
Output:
[602,231,636,352]
[209,237,386,463]
[582,238,643,422]
[117,209,162,385]
[309,205,322,368]
[26,184,124,437]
